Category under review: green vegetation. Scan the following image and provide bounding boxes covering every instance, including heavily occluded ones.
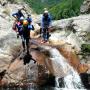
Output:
[50,0,84,19]
[80,44,90,60]
[24,0,84,20]
[81,44,90,54]
[24,0,61,14]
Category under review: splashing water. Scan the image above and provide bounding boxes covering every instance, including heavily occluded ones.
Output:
[49,48,85,89]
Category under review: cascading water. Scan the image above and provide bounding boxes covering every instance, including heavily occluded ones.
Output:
[49,48,85,89]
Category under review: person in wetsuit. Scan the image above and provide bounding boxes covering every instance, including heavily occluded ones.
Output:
[41,10,51,43]
[22,20,33,53]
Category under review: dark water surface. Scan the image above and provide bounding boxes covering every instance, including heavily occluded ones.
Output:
[0,86,60,90]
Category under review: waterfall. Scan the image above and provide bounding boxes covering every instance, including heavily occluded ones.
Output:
[49,48,85,89]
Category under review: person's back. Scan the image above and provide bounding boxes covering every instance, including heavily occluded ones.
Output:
[22,25,30,39]
[22,20,34,38]
[22,20,34,53]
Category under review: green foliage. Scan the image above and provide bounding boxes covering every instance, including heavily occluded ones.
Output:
[24,0,61,14]
[81,44,90,54]
[50,0,84,19]
[24,0,84,19]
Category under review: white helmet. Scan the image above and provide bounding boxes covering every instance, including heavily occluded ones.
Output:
[44,10,48,14]
[20,16,24,21]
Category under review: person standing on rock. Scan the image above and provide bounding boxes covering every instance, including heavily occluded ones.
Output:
[41,10,52,43]
[21,20,33,53]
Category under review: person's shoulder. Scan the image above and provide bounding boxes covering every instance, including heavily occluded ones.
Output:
[28,24,31,27]
[28,24,33,29]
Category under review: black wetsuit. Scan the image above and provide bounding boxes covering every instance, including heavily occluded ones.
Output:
[22,25,31,53]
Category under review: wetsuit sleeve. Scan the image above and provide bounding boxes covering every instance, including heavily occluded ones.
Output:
[12,13,17,17]
[15,24,19,32]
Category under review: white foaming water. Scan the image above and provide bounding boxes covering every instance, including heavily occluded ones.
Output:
[49,48,85,90]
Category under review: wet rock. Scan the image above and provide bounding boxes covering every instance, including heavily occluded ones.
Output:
[0,70,6,80]
[80,73,90,89]
[23,53,36,65]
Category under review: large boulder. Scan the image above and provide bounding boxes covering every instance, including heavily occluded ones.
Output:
[0,15,21,71]
[80,0,90,14]
[50,14,90,51]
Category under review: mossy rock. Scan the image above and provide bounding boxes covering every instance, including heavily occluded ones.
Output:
[81,44,90,53]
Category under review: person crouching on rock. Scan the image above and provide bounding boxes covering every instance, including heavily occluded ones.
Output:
[41,10,52,43]
[22,20,33,53]
[12,8,25,31]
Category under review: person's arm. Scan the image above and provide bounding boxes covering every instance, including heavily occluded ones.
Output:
[32,25,34,30]
[48,15,52,27]
[41,16,44,29]
[21,13,24,17]
[12,13,17,18]
[28,25,33,30]
[20,12,24,18]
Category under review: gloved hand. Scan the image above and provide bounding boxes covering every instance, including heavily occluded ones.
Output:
[16,32,19,38]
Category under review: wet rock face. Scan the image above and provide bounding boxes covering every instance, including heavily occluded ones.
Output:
[0,15,21,72]
[80,0,90,14]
